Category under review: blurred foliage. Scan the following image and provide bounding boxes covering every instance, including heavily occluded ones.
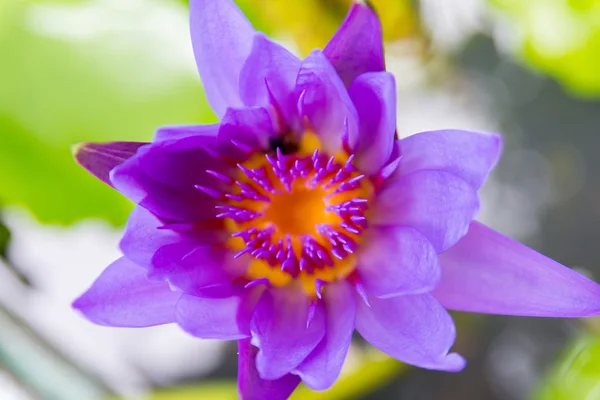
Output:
[0,0,212,225]
[0,217,10,259]
[532,334,600,400]
[148,382,236,400]
[235,0,419,55]
[144,350,406,400]
[490,0,600,96]
[0,306,110,400]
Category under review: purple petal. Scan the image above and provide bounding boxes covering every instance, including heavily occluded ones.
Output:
[323,2,384,86]
[396,130,502,189]
[250,285,326,380]
[239,33,302,132]
[137,135,229,191]
[217,107,274,160]
[294,281,356,391]
[154,123,220,142]
[238,338,301,400]
[151,242,246,296]
[72,257,180,327]
[434,222,600,317]
[120,206,178,268]
[189,0,254,117]
[348,71,396,175]
[110,135,231,221]
[296,50,359,154]
[371,170,479,252]
[356,293,465,372]
[358,226,440,298]
[176,287,263,340]
[119,206,227,269]
[73,141,147,186]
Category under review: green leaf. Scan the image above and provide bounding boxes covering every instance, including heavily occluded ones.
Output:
[0,215,10,260]
[0,0,214,225]
[148,382,238,400]
[0,115,134,225]
[532,333,600,400]
[490,0,600,96]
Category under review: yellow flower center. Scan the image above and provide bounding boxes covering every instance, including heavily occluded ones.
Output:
[219,134,372,296]
[264,187,328,237]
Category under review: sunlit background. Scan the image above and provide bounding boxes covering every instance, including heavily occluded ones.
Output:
[2,0,600,399]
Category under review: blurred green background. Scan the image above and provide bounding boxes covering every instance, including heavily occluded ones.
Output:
[2,0,600,399]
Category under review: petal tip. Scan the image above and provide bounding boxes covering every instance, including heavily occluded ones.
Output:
[72,141,96,166]
[71,293,106,326]
[71,295,87,313]
[71,141,86,158]
[442,352,467,372]
[357,0,377,13]
[324,0,384,85]
[72,141,146,186]
[492,133,504,161]
[482,131,503,167]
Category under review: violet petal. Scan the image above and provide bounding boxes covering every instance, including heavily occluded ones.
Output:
[356,293,465,372]
[154,123,220,142]
[357,226,440,298]
[217,107,274,160]
[323,2,384,86]
[120,206,227,269]
[238,338,301,400]
[73,141,146,187]
[189,0,254,117]
[239,33,302,132]
[110,135,230,222]
[396,130,502,189]
[72,257,180,327]
[294,281,356,391]
[151,242,246,296]
[371,170,479,252]
[250,285,326,380]
[176,287,264,340]
[434,221,600,317]
[348,71,396,175]
[296,50,359,154]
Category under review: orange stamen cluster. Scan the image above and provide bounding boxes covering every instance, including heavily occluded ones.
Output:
[206,135,373,296]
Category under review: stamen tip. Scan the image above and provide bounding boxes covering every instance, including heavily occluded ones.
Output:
[245,278,269,289]
[354,281,371,307]
[315,279,326,299]
[194,184,223,199]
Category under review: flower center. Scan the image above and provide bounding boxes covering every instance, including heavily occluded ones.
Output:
[264,187,327,237]
[213,136,372,296]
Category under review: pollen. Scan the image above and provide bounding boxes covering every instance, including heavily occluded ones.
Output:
[201,134,373,296]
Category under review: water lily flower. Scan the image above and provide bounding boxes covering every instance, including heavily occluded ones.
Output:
[73,0,600,398]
